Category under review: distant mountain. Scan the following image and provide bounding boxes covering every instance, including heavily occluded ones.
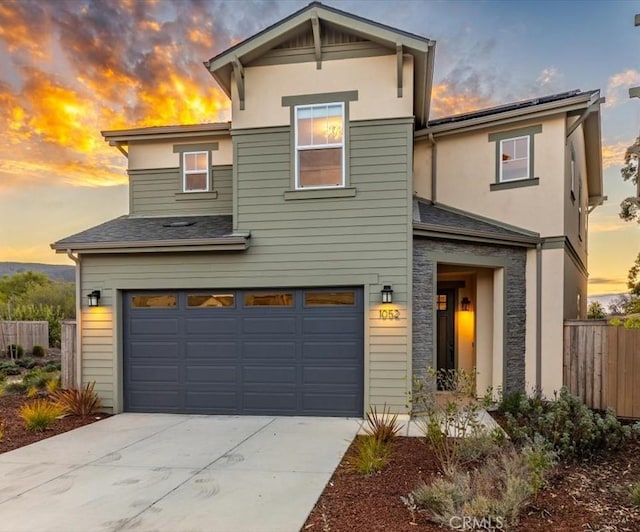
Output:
[0,262,75,282]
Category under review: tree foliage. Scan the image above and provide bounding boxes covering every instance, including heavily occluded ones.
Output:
[587,301,606,319]
[0,271,50,306]
[620,137,640,223]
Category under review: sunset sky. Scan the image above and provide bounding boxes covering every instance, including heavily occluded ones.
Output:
[0,0,638,297]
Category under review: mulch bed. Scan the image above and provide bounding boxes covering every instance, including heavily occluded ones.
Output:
[305,436,640,531]
[0,393,109,454]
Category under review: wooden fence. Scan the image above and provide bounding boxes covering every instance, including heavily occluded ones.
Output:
[61,320,77,389]
[564,320,640,419]
[0,320,49,352]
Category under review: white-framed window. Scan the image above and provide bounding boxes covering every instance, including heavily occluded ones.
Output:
[294,103,345,189]
[570,146,576,201]
[499,136,530,182]
[182,151,209,192]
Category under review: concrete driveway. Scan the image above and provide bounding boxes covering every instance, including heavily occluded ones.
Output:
[0,414,361,532]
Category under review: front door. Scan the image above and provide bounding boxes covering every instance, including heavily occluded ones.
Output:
[436,288,455,387]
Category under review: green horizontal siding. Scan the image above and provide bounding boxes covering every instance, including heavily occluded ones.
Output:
[129,166,232,216]
[81,119,413,413]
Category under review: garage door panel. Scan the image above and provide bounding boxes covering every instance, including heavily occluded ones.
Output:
[302,316,360,334]
[185,391,238,411]
[243,366,296,384]
[242,341,296,359]
[124,288,363,416]
[186,318,239,335]
[185,366,237,383]
[129,319,178,335]
[242,317,297,334]
[129,365,179,383]
[242,391,297,413]
[303,341,362,360]
[303,366,360,385]
[185,341,238,358]
[128,342,178,359]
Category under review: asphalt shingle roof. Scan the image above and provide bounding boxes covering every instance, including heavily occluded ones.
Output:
[415,199,536,240]
[53,215,233,247]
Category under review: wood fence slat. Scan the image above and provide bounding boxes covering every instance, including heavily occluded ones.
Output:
[585,326,594,408]
[593,325,602,410]
[617,328,628,417]
[578,326,587,402]
[607,325,618,411]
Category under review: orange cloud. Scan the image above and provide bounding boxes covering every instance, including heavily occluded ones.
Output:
[430,82,495,118]
[602,142,629,169]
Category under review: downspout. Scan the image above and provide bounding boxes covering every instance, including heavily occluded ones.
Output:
[428,133,437,202]
[66,250,81,389]
[535,243,542,395]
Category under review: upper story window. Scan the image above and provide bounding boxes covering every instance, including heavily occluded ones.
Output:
[500,136,529,182]
[183,151,209,192]
[570,146,576,201]
[295,103,345,189]
[488,125,541,191]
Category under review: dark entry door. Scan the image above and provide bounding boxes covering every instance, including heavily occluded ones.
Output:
[436,288,455,382]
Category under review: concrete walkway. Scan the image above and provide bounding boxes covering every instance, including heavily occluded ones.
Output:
[0,414,361,532]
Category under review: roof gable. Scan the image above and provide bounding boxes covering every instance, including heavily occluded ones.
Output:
[205,1,435,126]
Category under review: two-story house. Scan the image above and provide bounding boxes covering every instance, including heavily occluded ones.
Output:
[52,2,603,416]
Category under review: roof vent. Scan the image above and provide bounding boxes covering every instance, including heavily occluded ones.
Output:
[162,221,196,228]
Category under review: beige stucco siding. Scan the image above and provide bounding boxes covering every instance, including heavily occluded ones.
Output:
[129,166,232,216]
[563,249,587,319]
[432,116,566,237]
[564,120,588,265]
[128,138,233,170]
[79,118,414,414]
[540,247,565,395]
[231,55,414,129]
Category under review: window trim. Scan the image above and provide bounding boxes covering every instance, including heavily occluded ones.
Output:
[182,151,210,193]
[282,91,358,196]
[488,125,542,190]
[294,102,346,190]
[173,142,219,194]
[499,135,530,183]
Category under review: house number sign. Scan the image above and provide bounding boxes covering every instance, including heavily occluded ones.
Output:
[379,308,400,320]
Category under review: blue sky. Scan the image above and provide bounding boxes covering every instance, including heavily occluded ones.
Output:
[0,0,638,295]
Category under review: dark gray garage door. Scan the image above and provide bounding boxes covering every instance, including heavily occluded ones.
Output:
[123,288,363,416]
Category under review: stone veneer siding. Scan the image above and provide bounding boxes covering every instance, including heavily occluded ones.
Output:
[413,238,527,395]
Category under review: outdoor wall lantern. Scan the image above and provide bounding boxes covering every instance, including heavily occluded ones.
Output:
[381,285,394,304]
[460,296,471,311]
[87,290,101,307]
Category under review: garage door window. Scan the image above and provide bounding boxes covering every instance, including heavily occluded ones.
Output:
[187,294,235,308]
[304,291,355,306]
[245,293,293,307]
[131,294,177,308]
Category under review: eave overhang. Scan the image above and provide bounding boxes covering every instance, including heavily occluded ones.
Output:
[101,123,231,147]
[51,236,249,254]
[205,2,435,126]
[413,221,540,248]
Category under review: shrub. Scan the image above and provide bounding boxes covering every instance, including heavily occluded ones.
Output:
[0,361,20,376]
[43,361,61,372]
[20,399,64,432]
[349,435,391,475]
[411,443,552,530]
[16,357,36,369]
[364,404,401,444]
[31,345,46,358]
[498,389,528,416]
[22,369,53,390]
[0,421,4,441]
[3,381,27,394]
[51,382,101,417]
[630,482,640,509]
[5,344,24,359]
[26,386,39,398]
[504,387,632,459]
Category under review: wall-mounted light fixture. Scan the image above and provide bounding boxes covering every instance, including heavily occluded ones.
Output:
[381,285,393,304]
[87,290,101,307]
[460,296,471,311]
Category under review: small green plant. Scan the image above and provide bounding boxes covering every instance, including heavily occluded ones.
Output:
[16,357,36,369]
[0,361,20,376]
[20,399,64,432]
[5,344,24,359]
[349,435,391,475]
[22,369,54,390]
[364,404,401,444]
[31,345,46,358]
[51,382,102,417]
[0,421,4,441]
[26,386,39,398]
[630,481,640,509]
[498,389,528,416]
[3,381,27,395]
[43,361,61,372]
